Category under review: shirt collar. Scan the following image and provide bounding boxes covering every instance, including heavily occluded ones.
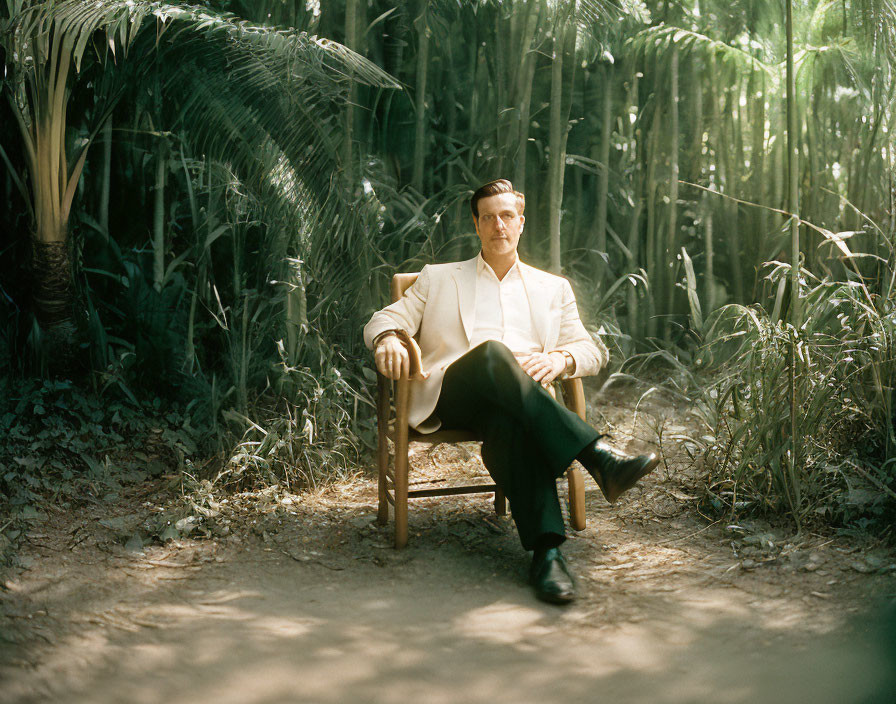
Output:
[476,252,520,280]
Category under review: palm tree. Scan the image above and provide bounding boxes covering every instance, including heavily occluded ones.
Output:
[0,0,397,369]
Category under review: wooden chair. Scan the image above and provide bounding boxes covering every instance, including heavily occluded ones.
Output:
[375,272,588,548]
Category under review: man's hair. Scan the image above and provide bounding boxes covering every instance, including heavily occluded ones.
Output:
[470,179,525,218]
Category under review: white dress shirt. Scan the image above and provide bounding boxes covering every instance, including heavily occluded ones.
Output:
[469,253,542,355]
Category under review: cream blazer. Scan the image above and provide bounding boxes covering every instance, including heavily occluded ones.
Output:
[363,257,608,433]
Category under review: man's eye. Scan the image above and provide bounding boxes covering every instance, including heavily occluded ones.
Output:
[501,213,514,221]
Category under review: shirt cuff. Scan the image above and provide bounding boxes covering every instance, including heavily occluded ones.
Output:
[552,349,576,378]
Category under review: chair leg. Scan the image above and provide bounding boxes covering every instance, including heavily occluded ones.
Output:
[376,376,390,525]
[567,467,586,531]
[393,378,411,549]
[494,488,506,516]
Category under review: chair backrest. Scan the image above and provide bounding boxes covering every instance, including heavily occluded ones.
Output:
[391,273,419,304]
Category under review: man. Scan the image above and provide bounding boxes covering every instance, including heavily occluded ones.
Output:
[363,179,658,604]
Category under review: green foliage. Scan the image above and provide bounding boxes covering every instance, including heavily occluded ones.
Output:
[1,0,896,529]
[214,361,364,493]
[691,263,896,528]
[0,377,201,516]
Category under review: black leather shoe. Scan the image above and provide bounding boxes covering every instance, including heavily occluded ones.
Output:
[577,441,659,503]
[530,547,575,605]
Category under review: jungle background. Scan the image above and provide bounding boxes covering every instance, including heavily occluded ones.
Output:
[1,1,896,700]
[3,0,894,532]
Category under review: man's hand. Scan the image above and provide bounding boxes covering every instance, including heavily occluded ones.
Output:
[375,335,410,379]
[517,351,567,387]
[374,334,430,380]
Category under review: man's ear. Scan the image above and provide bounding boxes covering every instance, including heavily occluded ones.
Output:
[520,214,525,231]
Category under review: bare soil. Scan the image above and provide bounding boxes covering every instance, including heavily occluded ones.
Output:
[2,381,895,703]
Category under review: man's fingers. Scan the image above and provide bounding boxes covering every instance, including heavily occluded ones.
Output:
[520,353,546,373]
[375,337,410,379]
[518,354,540,370]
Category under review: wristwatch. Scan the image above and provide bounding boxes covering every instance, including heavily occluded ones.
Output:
[559,350,575,376]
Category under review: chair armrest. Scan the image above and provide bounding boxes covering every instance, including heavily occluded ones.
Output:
[560,377,587,421]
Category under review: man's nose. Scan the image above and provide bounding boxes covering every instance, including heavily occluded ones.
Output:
[494,217,506,232]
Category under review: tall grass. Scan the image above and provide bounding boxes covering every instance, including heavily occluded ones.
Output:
[690,254,896,528]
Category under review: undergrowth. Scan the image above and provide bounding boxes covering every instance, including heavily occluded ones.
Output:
[0,377,201,518]
[684,262,896,533]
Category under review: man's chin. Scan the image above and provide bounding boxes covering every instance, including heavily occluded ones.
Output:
[488,241,514,253]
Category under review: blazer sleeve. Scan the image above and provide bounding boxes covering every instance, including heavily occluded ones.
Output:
[363,266,431,350]
[553,279,609,378]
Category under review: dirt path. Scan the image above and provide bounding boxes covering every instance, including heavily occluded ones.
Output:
[2,384,895,703]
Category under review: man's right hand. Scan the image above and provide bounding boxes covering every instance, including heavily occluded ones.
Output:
[375,334,411,379]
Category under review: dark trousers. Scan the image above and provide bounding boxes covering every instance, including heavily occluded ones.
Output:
[435,341,600,551]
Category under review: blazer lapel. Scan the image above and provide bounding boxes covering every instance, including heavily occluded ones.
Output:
[452,258,478,342]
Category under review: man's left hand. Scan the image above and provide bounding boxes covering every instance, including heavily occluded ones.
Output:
[517,351,566,387]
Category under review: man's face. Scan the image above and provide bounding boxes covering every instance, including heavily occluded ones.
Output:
[473,192,525,261]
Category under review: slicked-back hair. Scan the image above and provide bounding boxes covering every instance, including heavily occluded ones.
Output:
[470,179,525,218]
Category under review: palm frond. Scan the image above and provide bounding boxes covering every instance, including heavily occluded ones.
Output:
[627,24,775,75]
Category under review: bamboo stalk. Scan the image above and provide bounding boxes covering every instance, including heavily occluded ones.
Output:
[510,0,539,185]
[98,113,112,238]
[704,197,715,311]
[595,63,612,287]
[644,103,660,338]
[786,1,801,328]
[664,46,680,341]
[547,9,568,273]
[152,136,166,291]
[785,0,802,526]
[512,27,538,193]
[412,0,429,192]
[627,200,643,336]
[343,0,358,186]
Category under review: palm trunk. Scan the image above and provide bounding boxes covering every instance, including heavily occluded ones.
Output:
[31,237,76,357]
[12,28,91,366]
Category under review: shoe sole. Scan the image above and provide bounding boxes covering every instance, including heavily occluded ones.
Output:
[534,588,575,605]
